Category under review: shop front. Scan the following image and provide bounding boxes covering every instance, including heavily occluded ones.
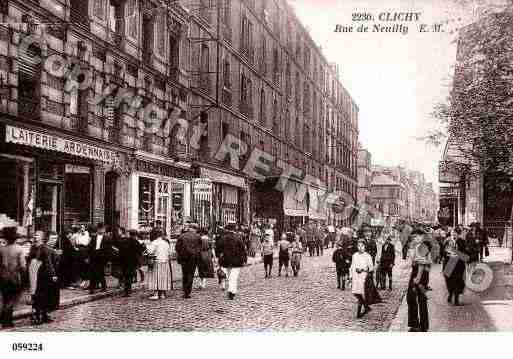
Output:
[0,124,123,237]
[128,157,193,237]
[199,167,248,227]
[251,177,283,236]
[283,180,308,232]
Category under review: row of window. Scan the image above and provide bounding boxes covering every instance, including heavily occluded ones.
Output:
[89,0,181,65]
[216,55,356,148]
[216,0,358,125]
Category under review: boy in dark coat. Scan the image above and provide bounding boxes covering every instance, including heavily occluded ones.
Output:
[379,236,396,290]
[216,223,247,300]
[332,235,352,290]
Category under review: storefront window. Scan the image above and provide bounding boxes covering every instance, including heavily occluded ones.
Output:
[138,177,155,229]
[64,164,91,226]
[221,185,237,225]
[0,155,35,235]
[157,181,169,233]
[171,183,184,232]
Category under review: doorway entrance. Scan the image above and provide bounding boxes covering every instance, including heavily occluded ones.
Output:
[105,171,120,229]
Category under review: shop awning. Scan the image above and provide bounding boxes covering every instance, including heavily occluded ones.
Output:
[200,168,246,189]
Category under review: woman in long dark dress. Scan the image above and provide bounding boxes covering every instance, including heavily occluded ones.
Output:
[198,228,215,289]
[28,231,59,325]
[443,228,466,306]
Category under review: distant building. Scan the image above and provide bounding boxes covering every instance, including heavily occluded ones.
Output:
[357,145,372,210]
[370,173,406,226]
[372,165,438,224]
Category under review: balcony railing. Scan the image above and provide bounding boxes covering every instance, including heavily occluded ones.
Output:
[199,73,211,94]
[70,8,90,31]
[239,101,253,118]
[108,126,121,144]
[142,135,153,152]
[221,87,232,106]
[70,115,87,133]
[109,31,123,48]
[18,96,40,121]
[241,47,255,65]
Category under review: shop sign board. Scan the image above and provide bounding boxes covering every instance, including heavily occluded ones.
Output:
[136,159,193,179]
[65,164,90,174]
[5,125,118,163]
[439,160,462,183]
[200,168,246,189]
[193,178,213,193]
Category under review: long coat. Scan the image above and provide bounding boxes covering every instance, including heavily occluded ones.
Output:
[28,244,60,312]
[443,237,466,295]
[175,231,202,264]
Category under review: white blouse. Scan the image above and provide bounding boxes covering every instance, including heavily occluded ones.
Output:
[147,238,171,262]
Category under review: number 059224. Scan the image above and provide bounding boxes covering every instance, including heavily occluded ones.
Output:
[11,343,43,351]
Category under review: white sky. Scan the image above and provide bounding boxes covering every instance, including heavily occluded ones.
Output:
[289,0,510,187]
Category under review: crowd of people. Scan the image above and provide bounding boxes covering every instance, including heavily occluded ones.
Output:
[0,217,498,331]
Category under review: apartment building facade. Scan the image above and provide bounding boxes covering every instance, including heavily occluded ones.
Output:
[0,0,193,236]
[184,0,359,233]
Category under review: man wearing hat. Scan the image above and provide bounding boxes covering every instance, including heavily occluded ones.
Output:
[0,227,26,328]
[407,239,432,331]
[216,222,247,300]
[115,229,145,297]
[175,222,202,299]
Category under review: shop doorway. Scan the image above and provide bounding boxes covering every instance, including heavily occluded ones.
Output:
[37,180,62,234]
[105,171,120,229]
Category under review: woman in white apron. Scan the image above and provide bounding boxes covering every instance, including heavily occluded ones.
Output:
[350,239,374,318]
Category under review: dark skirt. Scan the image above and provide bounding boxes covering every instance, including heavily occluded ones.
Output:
[34,269,60,312]
[198,251,215,278]
[364,272,382,305]
[443,257,465,295]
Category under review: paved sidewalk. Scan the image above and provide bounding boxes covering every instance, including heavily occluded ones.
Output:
[10,255,266,320]
[389,247,513,331]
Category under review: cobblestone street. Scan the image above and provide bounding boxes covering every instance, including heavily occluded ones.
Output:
[9,249,410,331]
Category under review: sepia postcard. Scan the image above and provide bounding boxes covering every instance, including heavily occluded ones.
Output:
[1,0,513,355]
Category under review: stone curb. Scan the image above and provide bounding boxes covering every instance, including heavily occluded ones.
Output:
[387,262,412,332]
[13,256,269,320]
